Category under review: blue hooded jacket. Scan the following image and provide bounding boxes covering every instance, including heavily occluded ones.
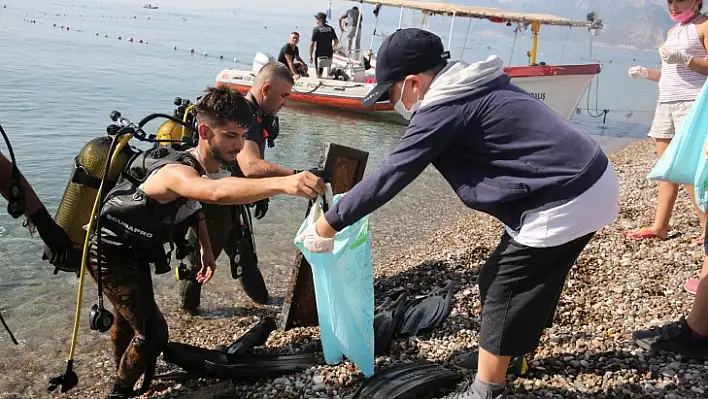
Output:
[323,57,608,232]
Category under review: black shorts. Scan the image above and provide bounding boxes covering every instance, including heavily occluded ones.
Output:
[477,231,595,356]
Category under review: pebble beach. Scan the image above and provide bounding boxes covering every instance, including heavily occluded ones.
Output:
[51,137,708,399]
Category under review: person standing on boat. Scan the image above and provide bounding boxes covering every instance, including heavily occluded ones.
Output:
[278,32,309,79]
[625,0,708,294]
[296,28,619,399]
[338,5,362,58]
[180,63,324,314]
[310,11,339,77]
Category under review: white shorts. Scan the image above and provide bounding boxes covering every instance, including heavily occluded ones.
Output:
[648,100,695,140]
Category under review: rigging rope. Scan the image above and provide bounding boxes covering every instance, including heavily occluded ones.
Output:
[508,27,519,67]
[559,0,581,64]
[577,72,657,124]
[583,73,610,123]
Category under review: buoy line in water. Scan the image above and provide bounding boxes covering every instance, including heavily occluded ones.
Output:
[39,12,168,21]
[19,17,248,68]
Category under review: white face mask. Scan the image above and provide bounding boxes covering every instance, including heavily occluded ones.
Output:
[393,80,422,121]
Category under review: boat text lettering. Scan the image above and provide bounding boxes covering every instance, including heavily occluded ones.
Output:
[531,92,546,101]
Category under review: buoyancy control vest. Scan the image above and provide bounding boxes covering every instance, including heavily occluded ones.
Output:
[99,144,206,251]
[245,92,280,151]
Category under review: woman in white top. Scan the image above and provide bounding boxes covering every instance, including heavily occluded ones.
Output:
[626,0,708,295]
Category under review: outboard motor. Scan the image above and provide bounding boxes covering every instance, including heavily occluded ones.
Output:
[252,52,275,75]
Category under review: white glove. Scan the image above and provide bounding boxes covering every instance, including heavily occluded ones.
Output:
[659,45,693,67]
[296,223,335,253]
[628,66,649,79]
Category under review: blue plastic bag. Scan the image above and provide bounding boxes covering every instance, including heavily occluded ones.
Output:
[293,190,375,377]
[696,157,708,212]
[648,80,708,184]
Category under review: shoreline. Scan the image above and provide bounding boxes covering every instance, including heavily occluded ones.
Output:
[55,136,708,399]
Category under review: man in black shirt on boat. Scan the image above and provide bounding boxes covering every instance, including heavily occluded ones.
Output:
[309,11,339,76]
[278,32,309,78]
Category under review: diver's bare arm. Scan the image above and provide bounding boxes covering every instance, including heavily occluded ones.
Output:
[162,164,322,204]
[0,151,44,216]
[195,211,213,258]
[236,141,295,178]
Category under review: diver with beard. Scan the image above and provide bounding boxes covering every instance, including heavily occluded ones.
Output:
[89,86,324,398]
[180,62,320,314]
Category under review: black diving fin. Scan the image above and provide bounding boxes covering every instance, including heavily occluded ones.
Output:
[349,362,463,399]
[162,342,319,379]
[203,353,318,378]
[398,280,454,337]
[373,289,408,356]
[153,370,201,381]
[215,316,276,355]
[163,342,229,375]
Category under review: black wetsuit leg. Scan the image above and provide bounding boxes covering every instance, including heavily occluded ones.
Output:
[181,203,231,313]
[88,241,168,396]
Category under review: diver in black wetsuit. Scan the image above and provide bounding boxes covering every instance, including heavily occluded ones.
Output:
[180,62,309,314]
[0,150,73,265]
[0,129,73,345]
[89,87,325,398]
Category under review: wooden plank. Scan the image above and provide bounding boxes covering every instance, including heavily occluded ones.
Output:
[280,142,369,330]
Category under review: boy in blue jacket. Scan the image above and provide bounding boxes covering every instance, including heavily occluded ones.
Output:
[297,28,619,398]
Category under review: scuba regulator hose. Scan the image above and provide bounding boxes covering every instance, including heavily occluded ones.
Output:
[181,102,197,142]
[0,122,25,346]
[49,111,196,393]
[0,123,26,219]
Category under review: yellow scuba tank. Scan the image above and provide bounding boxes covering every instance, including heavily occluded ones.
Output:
[156,97,196,146]
[155,119,186,146]
[52,135,137,274]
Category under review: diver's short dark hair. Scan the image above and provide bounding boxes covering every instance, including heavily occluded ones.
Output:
[195,86,252,128]
[291,31,300,37]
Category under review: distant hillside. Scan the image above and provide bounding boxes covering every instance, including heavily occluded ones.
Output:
[452,0,677,49]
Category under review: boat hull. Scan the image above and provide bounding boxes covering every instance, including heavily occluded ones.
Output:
[215,64,599,123]
[507,65,600,121]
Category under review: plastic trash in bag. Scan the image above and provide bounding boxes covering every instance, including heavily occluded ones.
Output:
[647,80,708,185]
[293,185,375,377]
